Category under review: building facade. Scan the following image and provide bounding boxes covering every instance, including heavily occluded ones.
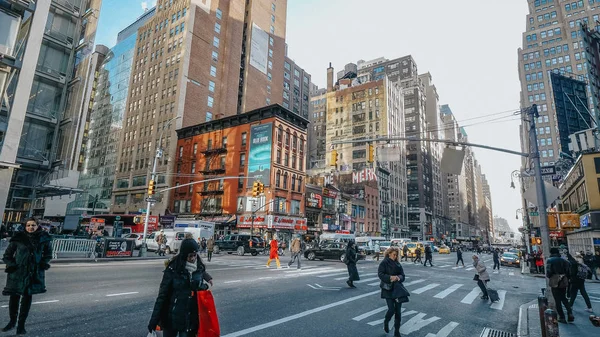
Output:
[0,0,101,222]
[308,86,327,169]
[67,7,156,215]
[173,104,308,238]
[112,0,288,215]
[283,56,310,117]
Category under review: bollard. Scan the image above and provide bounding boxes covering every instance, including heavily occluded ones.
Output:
[544,309,559,337]
[538,293,549,337]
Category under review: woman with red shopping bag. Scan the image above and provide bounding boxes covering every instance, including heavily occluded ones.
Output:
[148,239,214,337]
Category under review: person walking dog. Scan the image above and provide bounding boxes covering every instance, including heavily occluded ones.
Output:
[2,218,52,335]
[378,246,408,337]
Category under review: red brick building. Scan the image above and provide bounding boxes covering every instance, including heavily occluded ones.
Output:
[173,105,309,237]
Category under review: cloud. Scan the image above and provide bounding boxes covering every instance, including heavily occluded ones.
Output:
[141,0,156,11]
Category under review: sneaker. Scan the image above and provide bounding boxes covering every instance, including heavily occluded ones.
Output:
[586,308,594,313]
[480,296,489,300]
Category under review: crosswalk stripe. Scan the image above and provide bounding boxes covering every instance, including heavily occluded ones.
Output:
[412,283,440,294]
[285,268,338,276]
[367,310,418,326]
[424,321,460,337]
[317,271,350,278]
[400,312,440,334]
[283,267,333,274]
[465,267,474,271]
[433,284,463,299]
[461,287,481,304]
[452,266,462,270]
[368,281,380,286]
[509,272,515,276]
[334,272,375,281]
[437,265,452,268]
[354,277,380,284]
[490,290,507,310]
[352,306,388,321]
[403,279,426,287]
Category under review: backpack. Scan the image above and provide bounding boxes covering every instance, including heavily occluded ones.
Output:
[577,263,591,280]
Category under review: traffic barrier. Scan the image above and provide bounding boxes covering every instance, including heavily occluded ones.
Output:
[51,239,97,259]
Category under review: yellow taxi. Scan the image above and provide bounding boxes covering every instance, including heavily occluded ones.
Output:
[405,242,424,257]
[438,245,450,254]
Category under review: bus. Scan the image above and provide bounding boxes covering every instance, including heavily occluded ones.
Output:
[88,214,159,236]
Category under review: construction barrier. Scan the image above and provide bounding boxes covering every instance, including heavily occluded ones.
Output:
[51,239,97,259]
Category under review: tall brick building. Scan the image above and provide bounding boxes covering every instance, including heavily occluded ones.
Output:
[112,0,288,215]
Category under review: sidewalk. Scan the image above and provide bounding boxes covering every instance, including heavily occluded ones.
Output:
[518,282,600,337]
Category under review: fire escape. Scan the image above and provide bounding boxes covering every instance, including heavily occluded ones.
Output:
[198,136,227,217]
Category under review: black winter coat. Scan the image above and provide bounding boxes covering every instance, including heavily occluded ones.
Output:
[3,229,52,296]
[546,254,570,281]
[425,246,432,258]
[346,246,360,281]
[149,257,213,332]
[378,257,406,299]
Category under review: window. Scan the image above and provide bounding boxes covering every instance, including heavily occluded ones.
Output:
[548,149,554,157]
[283,173,288,189]
[210,66,217,77]
[291,200,300,215]
[240,153,246,167]
[208,81,215,92]
[595,157,600,174]
[276,171,281,187]
[212,51,218,61]
[208,96,214,107]
[179,146,184,157]
[193,143,198,155]
[206,112,213,121]
[545,126,551,134]
[191,162,196,174]
[213,36,220,48]
[276,149,281,164]
[241,132,247,146]
[269,36,274,46]
[215,23,221,34]
[547,138,552,145]
[272,3,276,11]
[216,8,222,20]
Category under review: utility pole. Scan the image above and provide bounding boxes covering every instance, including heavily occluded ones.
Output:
[528,104,553,304]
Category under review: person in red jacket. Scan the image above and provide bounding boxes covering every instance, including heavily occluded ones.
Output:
[266,236,281,268]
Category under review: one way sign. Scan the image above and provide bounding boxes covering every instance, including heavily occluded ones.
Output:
[540,166,556,176]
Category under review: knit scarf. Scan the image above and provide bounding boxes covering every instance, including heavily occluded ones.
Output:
[185,261,197,277]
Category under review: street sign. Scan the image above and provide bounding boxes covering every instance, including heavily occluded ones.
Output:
[529,212,539,216]
[115,216,121,221]
[145,197,157,203]
[540,166,556,176]
[139,208,147,213]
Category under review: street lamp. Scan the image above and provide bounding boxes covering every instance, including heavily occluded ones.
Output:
[140,116,181,257]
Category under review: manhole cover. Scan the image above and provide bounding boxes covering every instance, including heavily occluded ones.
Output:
[480,327,516,337]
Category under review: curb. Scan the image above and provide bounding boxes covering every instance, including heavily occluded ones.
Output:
[517,300,537,337]
[0,256,169,264]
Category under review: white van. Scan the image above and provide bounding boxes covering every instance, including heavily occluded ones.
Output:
[390,238,411,248]
[355,236,387,255]
[319,233,356,245]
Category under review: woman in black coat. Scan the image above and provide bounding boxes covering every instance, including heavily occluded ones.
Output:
[2,218,52,335]
[148,239,213,337]
[378,246,407,337]
[345,241,360,288]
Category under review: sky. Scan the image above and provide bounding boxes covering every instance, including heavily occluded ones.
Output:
[95,0,529,232]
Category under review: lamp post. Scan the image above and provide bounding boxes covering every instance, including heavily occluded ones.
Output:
[511,170,533,256]
[140,116,180,257]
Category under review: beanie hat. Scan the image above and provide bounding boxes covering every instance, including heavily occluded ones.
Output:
[180,239,199,257]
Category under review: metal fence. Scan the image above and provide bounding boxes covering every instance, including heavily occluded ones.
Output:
[51,239,97,259]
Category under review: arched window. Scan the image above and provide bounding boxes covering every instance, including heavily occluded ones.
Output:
[291,175,296,191]
[285,129,290,146]
[292,133,297,150]
[297,177,302,192]
[283,172,288,189]
[277,125,283,142]
[276,170,281,187]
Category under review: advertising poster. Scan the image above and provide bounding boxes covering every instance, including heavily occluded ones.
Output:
[104,239,134,258]
[248,123,272,186]
[249,23,269,74]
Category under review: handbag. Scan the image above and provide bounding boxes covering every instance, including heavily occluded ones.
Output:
[473,274,480,281]
[197,290,220,337]
[147,331,163,337]
[549,274,568,288]
[380,281,393,291]
[396,296,410,304]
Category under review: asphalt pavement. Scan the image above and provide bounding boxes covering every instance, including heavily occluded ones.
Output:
[0,252,545,337]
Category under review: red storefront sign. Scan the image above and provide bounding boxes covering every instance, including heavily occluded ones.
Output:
[335,230,351,234]
[237,215,267,228]
[549,231,565,239]
[269,216,307,230]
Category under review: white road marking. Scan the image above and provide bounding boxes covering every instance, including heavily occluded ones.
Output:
[221,290,380,337]
[403,279,426,287]
[317,271,350,278]
[2,300,59,308]
[367,281,380,286]
[461,287,481,304]
[433,284,463,299]
[258,277,273,280]
[400,313,441,334]
[334,272,375,281]
[465,267,474,271]
[224,280,242,284]
[352,306,388,321]
[354,277,380,284]
[284,268,336,275]
[437,265,452,268]
[425,322,460,337]
[452,266,462,270]
[490,290,507,310]
[367,310,418,326]
[509,272,515,276]
[106,292,139,297]
[412,283,440,294]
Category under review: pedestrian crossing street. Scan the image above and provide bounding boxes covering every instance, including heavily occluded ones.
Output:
[209,259,509,311]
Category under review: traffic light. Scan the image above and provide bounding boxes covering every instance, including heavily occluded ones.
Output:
[252,181,260,197]
[147,180,155,195]
[330,150,338,167]
[258,182,265,195]
[368,144,375,163]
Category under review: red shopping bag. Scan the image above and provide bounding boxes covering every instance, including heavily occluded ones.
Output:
[197,290,220,337]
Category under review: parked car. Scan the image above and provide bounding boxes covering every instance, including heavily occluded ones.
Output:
[378,241,392,253]
[213,234,265,256]
[123,233,144,249]
[304,242,366,262]
[500,253,521,267]
[438,245,450,254]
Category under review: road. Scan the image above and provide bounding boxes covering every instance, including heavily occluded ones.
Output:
[0,252,549,337]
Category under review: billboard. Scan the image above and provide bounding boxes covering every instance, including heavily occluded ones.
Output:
[248,123,273,186]
[249,23,269,74]
[305,193,322,209]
